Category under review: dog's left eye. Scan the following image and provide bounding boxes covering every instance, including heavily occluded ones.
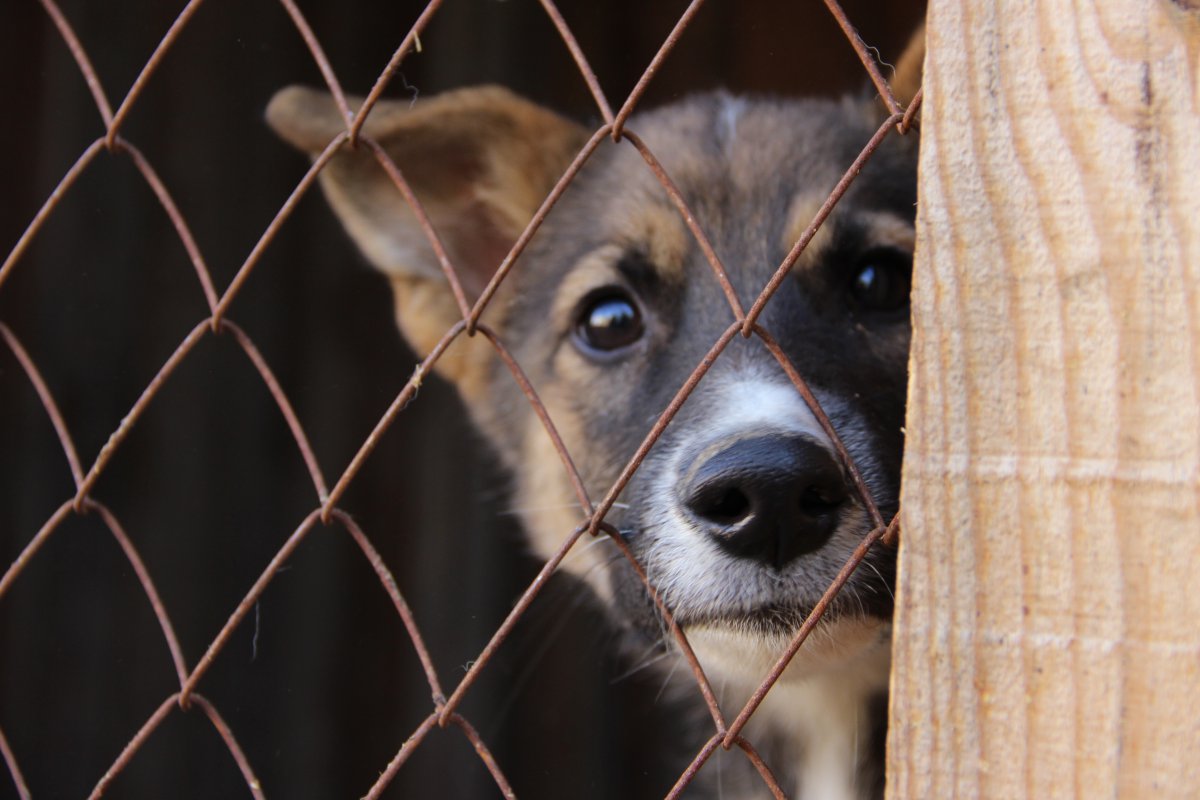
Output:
[848,248,913,313]
[574,290,644,354]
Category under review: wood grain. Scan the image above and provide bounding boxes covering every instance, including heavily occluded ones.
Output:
[888,1,1200,797]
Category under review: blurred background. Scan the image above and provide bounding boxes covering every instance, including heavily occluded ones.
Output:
[0,1,922,797]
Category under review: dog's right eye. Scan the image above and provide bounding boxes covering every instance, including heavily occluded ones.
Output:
[574,290,644,355]
[847,248,913,313]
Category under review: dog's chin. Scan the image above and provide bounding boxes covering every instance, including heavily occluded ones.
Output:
[681,615,891,690]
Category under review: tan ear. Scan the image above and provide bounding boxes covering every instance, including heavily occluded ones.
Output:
[266,85,588,383]
[892,22,925,108]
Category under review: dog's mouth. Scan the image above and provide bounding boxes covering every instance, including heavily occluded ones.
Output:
[667,575,891,635]
[673,602,820,638]
[609,518,894,647]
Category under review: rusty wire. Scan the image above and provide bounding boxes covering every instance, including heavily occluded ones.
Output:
[0,0,919,796]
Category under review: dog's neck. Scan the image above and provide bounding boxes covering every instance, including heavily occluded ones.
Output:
[757,663,889,800]
[689,626,891,799]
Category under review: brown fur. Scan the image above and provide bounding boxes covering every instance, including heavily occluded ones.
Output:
[267,85,587,395]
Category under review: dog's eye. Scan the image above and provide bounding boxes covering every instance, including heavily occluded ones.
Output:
[574,290,644,354]
[848,249,913,313]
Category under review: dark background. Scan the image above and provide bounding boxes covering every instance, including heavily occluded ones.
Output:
[0,1,922,797]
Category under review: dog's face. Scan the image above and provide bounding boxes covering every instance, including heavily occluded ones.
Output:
[488,96,915,690]
[268,83,916,699]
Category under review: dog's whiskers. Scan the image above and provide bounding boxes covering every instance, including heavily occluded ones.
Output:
[653,653,683,706]
[559,531,624,573]
[861,560,896,603]
[610,647,672,684]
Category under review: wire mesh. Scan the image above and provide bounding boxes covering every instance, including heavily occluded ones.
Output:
[0,0,921,796]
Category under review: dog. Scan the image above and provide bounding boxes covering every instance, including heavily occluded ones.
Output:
[267,33,920,798]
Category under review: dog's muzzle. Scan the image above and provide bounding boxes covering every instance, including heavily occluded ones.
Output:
[678,434,849,571]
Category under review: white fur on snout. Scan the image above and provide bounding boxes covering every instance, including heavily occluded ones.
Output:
[717,94,747,156]
[703,379,835,453]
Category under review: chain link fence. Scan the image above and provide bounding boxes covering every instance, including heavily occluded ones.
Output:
[1,1,923,796]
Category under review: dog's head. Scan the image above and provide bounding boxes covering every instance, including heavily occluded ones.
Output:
[268,57,919,695]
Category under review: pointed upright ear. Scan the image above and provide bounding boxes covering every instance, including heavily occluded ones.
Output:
[266,85,588,384]
[891,22,925,108]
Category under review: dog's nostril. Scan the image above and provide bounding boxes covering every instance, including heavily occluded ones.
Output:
[800,486,841,514]
[682,435,849,569]
[700,487,752,524]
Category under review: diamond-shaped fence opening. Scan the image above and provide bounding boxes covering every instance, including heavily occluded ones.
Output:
[0,1,923,797]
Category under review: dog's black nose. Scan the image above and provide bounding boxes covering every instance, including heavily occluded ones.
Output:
[681,435,849,569]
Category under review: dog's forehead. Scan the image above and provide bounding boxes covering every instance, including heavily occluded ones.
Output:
[538,93,902,280]
[632,93,869,191]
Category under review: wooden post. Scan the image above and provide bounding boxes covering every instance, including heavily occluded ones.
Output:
[888,1,1200,797]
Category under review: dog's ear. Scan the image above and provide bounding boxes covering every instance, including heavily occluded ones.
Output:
[266,85,587,384]
[891,22,925,107]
